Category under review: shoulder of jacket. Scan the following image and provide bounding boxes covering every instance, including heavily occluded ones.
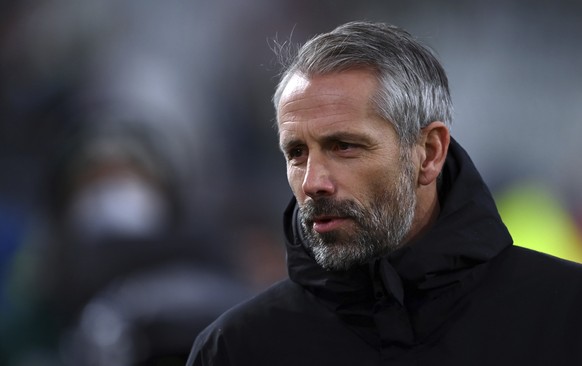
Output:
[200,278,301,332]
[489,245,582,293]
[187,278,304,365]
[503,245,582,272]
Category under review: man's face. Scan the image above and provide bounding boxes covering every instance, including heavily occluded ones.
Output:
[277,69,418,271]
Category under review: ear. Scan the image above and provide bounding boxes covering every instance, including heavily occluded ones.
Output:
[417,121,450,186]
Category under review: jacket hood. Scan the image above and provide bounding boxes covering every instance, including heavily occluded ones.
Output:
[283,137,513,347]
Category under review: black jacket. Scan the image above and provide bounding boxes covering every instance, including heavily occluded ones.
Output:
[187,139,582,365]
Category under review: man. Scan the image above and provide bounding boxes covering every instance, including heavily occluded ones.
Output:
[187,21,582,365]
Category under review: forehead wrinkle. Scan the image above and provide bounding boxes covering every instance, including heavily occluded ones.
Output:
[278,110,358,144]
[279,95,367,123]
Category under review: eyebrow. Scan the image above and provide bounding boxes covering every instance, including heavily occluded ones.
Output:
[320,131,375,145]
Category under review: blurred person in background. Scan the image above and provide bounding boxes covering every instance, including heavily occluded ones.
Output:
[187,21,582,365]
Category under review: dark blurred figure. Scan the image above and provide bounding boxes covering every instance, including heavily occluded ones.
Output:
[47,118,253,363]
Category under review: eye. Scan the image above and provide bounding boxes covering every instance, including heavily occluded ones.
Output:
[336,141,352,151]
[330,140,363,158]
[333,141,359,152]
[285,146,307,164]
[289,147,303,158]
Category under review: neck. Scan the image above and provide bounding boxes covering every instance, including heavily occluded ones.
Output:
[405,183,440,244]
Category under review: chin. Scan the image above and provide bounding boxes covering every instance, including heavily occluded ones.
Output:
[311,244,372,272]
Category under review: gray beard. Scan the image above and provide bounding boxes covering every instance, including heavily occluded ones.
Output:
[299,156,416,271]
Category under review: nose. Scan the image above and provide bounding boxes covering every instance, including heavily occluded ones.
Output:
[302,155,336,199]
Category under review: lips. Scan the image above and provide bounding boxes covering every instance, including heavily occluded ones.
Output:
[312,216,350,233]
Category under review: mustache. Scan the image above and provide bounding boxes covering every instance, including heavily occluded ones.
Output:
[299,198,364,225]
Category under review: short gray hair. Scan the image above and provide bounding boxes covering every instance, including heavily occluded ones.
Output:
[273,21,452,147]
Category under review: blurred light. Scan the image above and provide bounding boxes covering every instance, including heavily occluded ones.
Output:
[496,182,582,263]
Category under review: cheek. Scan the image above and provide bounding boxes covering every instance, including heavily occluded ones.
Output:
[352,166,399,202]
[287,167,305,197]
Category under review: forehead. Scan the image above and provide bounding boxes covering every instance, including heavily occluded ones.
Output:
[276,70,380,133]
[277,70,377,112]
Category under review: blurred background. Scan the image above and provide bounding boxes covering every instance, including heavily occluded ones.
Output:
[1,0,581,365]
